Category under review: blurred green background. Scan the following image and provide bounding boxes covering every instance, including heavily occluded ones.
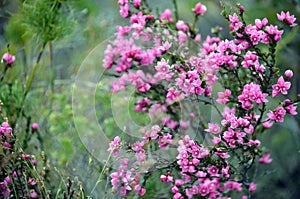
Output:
[0,0,299,198]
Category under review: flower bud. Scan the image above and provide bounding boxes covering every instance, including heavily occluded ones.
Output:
[284,69,293,78]
[31,123,39,130]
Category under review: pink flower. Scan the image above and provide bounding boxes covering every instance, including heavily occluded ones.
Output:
[284,69,293,78]
[167,88,181,101]
[12,171,17,178]
[30,191,39,199]
[207,165,219,176]
[158,133,172,148]
[205,123,221,134]
[285,104,297,115]
[265,25,284,41]
[176,20,189,32]
[118,0,128,5]
[28,178,36,186]
[2,53,15,65]
[180,120,190,130]
[134,185,146,196]
[108,136,121,157]
[3,142,11,148]
[255,18,268,29]
[198,184,209,196]
[238,83,268,110]
[160,172,173,182]
[31,123,39,130]
[4,176,12,184]
[0,122,13,137]
[160,9,173,23]
[216,89,231,104]
[229,13,243,31]
[272,76,291,97]
[277,11,297,27]
[249,182,257,192]
[259,153,272,164]
[248,139,261,147]
[224,181,242,192]
[133,0,141,8]
[267,106,286,123]
[155,58,170,73]
[120,4,130,18]
[263,120,274,128]
[192,3,207,15]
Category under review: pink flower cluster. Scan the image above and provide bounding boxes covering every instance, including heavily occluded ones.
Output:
[0,121,39,198]
[238,83,268,110]
[105,1,298,198]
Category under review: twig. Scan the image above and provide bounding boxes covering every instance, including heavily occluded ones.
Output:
[172,0,179,21]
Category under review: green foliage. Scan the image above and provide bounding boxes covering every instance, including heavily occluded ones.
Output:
[22,0,75,44]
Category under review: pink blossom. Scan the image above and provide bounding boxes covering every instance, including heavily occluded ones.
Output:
[3,142,11,148]
[265,25,284,41]
[180,120,190,130]
[229,13,243,31]
[134,185,146,196]
[194,34,201,42]
[272,76,291,97]
[155,58,170,73]
[285,104,297,115]
[207,165,219,176]
[277,11,297,27]
[224,181,242,192]
[111,81,125,93]
[216,89,231,104]
[167,88,182,101]
[160,172,173,182]
[12,171,17,178]
[31,123,39,130]
[120,4,130,18]
[0,182,10,196]
[28,178,36,186]
[158,133,172,148]
[176,20,189,32]
[193,3,207,15]
[198,184,209,196]
[259,153,272,164]
[2,53,15,65]
[263,120,274,128]
[117,0,128,5]
[30,191,39,199]
[284,69,293,78]
[242,51,258,68]
[160,9,173,23]
[267,106,286,123]
[174,192,184,199]
[249,182,257,192]
[248,139,261,147]
[205,123,221,134]
[222,166,230,178]
[255,18,268,29]
[4,176,12,184]
[108,136,121,157]
[238,83,268,110]
[0,122,12,137]
[133,0,141,8]
[212,136,222,145]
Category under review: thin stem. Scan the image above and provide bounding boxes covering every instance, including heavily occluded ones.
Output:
[18,42,47,119]
[172,0,179,21]
[89,152,112,198]
[0,65,9,82]
[192,15,199,30]
[49,41,54,93]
